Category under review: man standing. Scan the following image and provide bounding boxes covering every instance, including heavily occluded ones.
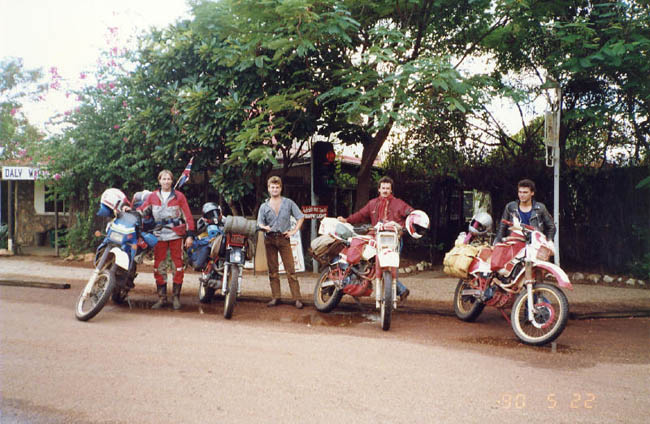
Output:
[337,176,414,301]
[494,178,555,244]
[257,176,305,309]
[138,170,194,310]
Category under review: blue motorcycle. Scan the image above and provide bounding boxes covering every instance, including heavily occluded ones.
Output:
[75,191,157,321]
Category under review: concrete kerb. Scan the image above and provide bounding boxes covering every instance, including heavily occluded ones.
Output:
[1,255,649,320]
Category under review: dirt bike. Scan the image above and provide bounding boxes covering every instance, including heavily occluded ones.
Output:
[448,217,572,346]
[196,215,257,319]
[75,210,157,321]
[310,217,407,331]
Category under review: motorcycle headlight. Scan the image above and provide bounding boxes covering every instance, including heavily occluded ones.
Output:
[229,249,243,264]
[108,231,125,244]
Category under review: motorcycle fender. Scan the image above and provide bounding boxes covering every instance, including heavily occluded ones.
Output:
[515,262,572,289]
[377,251,399,268]
[534,262,573,289]
[110,247,130,271]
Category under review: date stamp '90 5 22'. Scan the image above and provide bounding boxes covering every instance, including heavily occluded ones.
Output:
[497,392,596,410]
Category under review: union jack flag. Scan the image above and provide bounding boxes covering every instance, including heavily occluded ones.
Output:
[175,156,194,189]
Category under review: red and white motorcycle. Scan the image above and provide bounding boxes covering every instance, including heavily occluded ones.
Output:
[310,211,429,331]
[448,213,572,346]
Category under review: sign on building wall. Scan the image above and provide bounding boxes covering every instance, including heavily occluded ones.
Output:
[2,166,41,180]
[301,205,328,219]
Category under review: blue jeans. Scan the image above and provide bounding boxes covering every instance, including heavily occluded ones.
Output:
[396,239,407,296]
[397,278,407,296]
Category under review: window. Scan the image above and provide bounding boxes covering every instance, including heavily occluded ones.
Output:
[34,181,69,215]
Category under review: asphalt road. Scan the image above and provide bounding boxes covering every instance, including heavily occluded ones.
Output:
[1,256,649,423]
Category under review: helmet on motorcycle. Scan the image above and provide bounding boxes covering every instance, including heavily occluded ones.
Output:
[131,190,152,209]
[468,211,493,235]
[98,188,129,217]
[405,210,430,239]
[202,202,222,223]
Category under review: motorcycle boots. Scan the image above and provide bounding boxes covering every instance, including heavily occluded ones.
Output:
[172,283,182,310]
[151,284,168,309]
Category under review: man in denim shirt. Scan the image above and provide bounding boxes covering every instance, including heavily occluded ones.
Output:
[257,176,305,309]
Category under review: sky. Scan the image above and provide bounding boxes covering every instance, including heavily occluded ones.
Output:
[1,0,191,131]
[1,1,547,140]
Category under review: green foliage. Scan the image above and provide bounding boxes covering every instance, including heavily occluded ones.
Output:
[1,58,45,160]
[333,161,357,190]
[63,198,100,255]
[0,224,7,249]
[626,224,650,280]
[481,0,649,165]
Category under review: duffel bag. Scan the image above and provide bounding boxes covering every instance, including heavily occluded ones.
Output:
[443,243,479,278]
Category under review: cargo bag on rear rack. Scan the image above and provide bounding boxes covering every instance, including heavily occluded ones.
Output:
[443,243,479,278]
[308,234,346,265]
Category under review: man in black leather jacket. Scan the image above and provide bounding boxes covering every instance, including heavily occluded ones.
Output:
[494,179,556,244]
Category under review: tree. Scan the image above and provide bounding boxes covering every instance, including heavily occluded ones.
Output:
[480,0,649,165]
[316,0,496,208]
[0,58,45,160]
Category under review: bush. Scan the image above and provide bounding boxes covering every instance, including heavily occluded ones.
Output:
[0,224,7,249]
[64,209,98,255]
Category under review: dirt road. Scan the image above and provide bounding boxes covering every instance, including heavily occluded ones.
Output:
[1,257,649,423]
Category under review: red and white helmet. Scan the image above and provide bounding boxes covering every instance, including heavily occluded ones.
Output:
[405,210,430,239]
[99,188,129,216]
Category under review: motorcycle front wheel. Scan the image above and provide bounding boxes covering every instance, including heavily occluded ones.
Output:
[75,268,116,321]
[511,283,569,346]
[380,270,393,331]
[223,265,239,319]
[453,278,485,322]
[313,269,343,313]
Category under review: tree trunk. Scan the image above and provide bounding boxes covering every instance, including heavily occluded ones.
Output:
[353,122,393,211]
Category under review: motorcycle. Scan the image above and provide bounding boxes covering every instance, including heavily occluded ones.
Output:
[446,214,572,346]
[311,213,428,331]
[75,189,157,322]
[195,215,257,319]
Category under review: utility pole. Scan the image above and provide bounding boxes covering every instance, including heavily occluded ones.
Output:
[310,142,319,273]
[544,80,561,266]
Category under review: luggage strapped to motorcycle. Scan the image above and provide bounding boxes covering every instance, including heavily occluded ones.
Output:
[443,243,480,278]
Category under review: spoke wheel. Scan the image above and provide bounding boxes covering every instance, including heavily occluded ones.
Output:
[223,266,239,319]
[380,271,393,331]
[198,279,215,304]
[313,268,343,313]
[453,278,485,322]
[511,283,569,346]
[75,268,116,321]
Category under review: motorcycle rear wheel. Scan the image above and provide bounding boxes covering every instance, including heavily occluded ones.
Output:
[111,288,129,304]
[223,265,239,319]
[380,271,393,331]
[511,283,569,346]
[198,279,215,304]
[453,278,485,322]
[313,269,343,313]
[75,268,116,321]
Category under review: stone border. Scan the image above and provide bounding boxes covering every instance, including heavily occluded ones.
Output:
[569,272,648,289]
[399,261,435,275]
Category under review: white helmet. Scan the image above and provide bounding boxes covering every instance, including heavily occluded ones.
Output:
[131,190,152,209]
[98,188,129,217]
[468,211,493,235]
[405,210,430,239]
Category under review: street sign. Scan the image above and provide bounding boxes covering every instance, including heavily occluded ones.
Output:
[301,205,328,219]
[2,166,41,180]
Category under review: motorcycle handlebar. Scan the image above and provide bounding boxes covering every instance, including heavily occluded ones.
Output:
[501,219,535,232]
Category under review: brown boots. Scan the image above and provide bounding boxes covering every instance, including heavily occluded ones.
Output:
[151,285,167,309]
